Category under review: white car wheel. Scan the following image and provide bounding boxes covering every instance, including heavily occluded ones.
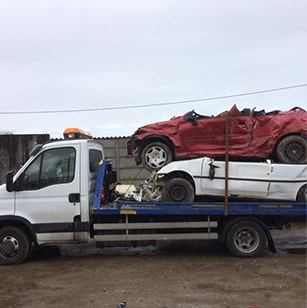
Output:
[297,185,307,202]
[162,178,195,202]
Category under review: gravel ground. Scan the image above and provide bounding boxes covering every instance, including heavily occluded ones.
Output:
[0,221,306,308]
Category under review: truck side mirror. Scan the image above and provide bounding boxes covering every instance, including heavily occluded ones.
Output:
[6,171,14,192]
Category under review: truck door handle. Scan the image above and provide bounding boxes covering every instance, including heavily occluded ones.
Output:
[69,193,80,203]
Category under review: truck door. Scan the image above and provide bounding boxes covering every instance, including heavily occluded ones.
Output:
[13,145,80,243]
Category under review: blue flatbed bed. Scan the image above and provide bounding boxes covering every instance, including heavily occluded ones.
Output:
[92,160,306,217]
[91,159,306,258]
[93,200,306,216]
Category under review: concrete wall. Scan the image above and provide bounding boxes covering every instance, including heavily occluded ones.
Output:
[95,137,151,186]
[0,135,150,186]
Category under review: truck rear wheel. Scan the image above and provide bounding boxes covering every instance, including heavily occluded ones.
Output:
[226,221,266,257]
[0,226,30,265]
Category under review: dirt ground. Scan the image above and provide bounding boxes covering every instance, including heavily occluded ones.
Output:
[0,221,306,308]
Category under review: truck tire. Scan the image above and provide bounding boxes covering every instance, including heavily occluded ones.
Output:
[162,178,195,202]
[226,220,267,257]
[0,226,30,265]
[141,141,173,171]
[276,135,307,164]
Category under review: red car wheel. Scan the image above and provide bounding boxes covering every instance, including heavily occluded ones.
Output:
[276,135,307,164]
[141,142,173,170]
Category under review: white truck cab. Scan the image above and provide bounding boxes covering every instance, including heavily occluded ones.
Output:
[0,137,104,264]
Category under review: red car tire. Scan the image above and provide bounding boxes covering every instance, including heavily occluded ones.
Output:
[276,135,307,164]
[141,141,173,170]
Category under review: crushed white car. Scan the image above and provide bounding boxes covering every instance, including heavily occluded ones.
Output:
[155,157,307,202]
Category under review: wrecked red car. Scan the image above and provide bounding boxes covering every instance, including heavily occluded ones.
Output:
[127,105,307,170]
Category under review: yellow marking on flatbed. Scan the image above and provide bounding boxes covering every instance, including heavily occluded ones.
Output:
[120,210,137,215]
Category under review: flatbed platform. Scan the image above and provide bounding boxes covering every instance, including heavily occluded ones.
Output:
[93,159,306,218]
[92,201,307,216]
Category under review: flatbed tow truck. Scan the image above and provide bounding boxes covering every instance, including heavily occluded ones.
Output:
[0,129,306,265]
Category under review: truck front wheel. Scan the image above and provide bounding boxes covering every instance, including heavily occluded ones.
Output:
[226,221,267,257]
[0,226,30,265]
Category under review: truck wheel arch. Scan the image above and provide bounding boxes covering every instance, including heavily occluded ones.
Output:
[0,216,37,246]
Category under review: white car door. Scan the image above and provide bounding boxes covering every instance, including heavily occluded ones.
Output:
[228,161,271,197]
[14,145,81,243]
[201,159,271,198]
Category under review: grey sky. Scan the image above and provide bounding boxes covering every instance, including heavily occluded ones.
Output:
[0,0,306,138]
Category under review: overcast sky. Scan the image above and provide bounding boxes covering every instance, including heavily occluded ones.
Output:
[0,0,306,138]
